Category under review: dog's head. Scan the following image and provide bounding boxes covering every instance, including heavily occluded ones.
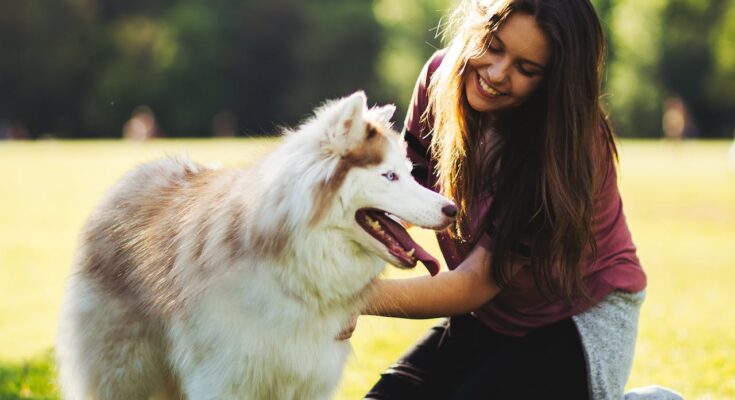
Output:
[310,91,456,275]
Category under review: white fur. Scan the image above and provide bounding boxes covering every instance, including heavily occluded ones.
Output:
[56,92,454,399]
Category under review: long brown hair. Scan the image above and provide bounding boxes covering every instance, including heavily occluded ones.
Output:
[428,0,617,302]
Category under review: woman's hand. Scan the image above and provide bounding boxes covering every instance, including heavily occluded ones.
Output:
[335,314,359,340]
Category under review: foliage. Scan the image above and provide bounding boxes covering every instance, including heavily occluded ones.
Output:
[0,0,733,138]
[372,0,449,111]
[603,0,667,137]
[658,0,735,137]
[598,0,735,137]
[0,0,383,138]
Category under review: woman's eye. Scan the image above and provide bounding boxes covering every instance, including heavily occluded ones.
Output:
[518,65,541,77]
[486,36,503,54]
[488,44,503,54]
[382,171,398,181]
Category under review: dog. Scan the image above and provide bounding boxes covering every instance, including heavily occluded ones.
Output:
[55,91,457,399]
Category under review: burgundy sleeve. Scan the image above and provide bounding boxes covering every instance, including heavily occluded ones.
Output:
[589,155,641,266]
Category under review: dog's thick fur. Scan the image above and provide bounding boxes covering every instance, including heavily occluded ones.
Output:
[56,92,455,399]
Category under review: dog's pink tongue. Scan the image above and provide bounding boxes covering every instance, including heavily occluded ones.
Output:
[414,247,440,276]
[373,212,441,276]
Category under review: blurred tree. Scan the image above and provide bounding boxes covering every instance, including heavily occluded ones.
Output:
[1,0,734,138]
[604,0,667,137]
[709,0,735,135]
[84,0,304,137]
[81,14,179,137]
[229,0,307,134]
[0,0,386,137]
[658,0,735,137]
[372,0,450,121]
[591,0,614,63]
[602,0,735,137]
[0,0,100,138]
[231,0,383,134]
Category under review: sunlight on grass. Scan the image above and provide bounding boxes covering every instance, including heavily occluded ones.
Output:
[618,141,735,399]
[0,139,733,399]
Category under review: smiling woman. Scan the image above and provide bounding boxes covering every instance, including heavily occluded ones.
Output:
[464,13,550,112]
[355,0,657,399]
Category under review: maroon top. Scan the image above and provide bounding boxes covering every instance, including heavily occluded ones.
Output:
[405,50,646,336]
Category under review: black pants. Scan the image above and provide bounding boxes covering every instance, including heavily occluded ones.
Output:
[365,315,589,400]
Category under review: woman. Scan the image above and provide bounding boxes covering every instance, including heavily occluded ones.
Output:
[350,0,647,398]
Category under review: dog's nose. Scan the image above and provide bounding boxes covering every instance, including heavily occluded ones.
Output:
[442,204,458,218]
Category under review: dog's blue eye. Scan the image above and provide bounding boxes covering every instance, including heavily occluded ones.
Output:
[382,171,398,181]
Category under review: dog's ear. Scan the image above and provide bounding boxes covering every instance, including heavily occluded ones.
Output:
[370,104,396,126]
[331,91,367,153]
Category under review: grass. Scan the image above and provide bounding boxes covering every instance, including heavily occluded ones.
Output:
[0,352,58,400]
[0,138,734,399]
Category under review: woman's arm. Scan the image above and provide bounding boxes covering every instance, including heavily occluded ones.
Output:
[363,244,515,319]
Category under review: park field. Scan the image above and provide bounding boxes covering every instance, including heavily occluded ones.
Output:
[1,139,734,399]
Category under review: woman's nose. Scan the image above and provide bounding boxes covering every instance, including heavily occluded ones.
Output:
[486,58,510,84]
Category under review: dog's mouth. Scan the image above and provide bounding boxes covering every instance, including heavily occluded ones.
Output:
[355,209,440,276]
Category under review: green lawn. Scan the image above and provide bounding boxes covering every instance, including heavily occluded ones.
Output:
[1,139,733,399]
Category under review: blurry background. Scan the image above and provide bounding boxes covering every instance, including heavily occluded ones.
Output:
[2,0,735,139]
[1,0,734,399]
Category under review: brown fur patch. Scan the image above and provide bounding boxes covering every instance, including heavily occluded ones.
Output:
[309,123,393,226]
[80,163,219,316]
[366,125,378,140]
[193,220,207,262]
[224,203,245,260]
[184,169,221,266]
[251,216,290,260]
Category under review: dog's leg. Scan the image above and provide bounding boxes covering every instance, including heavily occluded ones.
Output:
[56,276,165,400]
[172,346,250,400]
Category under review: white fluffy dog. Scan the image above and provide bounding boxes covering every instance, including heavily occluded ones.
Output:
[55,92,456,399]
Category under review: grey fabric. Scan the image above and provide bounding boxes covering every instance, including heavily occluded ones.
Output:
[624,385,684,400]
[572,290,645,400]
[573,291,684,400]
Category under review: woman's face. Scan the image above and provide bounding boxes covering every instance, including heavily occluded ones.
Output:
[464,12,551,113]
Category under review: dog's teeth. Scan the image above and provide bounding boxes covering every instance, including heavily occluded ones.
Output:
[406,248,415,257]
[365,216,378,229]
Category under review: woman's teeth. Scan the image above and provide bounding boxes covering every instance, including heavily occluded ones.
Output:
[479,76,502,97]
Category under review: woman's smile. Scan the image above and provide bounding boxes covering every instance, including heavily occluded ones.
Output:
[475,72,505,99]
